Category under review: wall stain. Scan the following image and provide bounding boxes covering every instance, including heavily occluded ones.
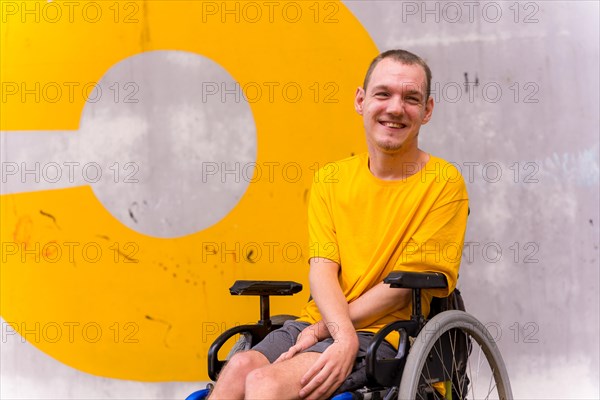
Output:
[464,72,479,93]
[145,315,172,348]
[204,245,217,256]
[13,216,33,246]
[140,1,151,50]
[128,202,138,223]
[114,248,138,262]
[39,210,61,229]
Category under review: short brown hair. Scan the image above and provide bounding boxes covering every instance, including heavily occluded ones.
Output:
[362,49,432,100]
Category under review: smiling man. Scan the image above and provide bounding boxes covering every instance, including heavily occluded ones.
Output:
[209,49,469,400]
[357,54,433,178]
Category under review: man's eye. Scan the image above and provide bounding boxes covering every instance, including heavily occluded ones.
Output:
[374,92,389,98]
[406,97,420,103]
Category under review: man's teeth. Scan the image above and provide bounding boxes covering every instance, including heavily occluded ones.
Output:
[382,122,403,128]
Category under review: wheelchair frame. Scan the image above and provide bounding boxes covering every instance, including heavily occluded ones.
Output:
[188,271,512,400]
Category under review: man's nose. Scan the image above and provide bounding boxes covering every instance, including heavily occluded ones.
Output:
[385,96,405,115]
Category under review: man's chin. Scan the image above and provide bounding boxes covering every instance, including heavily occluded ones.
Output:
[375,141,404,153]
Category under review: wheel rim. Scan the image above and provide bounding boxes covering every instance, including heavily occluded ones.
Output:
[399,311,512,400]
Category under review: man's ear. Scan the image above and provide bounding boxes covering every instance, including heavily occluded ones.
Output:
[422,95,434,124]
[354,87,365,115]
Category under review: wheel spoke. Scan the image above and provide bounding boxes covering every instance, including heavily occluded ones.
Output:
[399,311,512,400]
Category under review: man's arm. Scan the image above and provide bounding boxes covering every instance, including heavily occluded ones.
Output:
[293,257,410,399]
[307,257,355,339]
[276,261,411,364]
[296,257,359,399]
[348,281,411,329]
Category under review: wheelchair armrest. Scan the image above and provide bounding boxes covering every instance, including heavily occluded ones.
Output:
[230,280,303,296]
[207,281,302,380]
[384,271,447,289]
[384,272,448,324]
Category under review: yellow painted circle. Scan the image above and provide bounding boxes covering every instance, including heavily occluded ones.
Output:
[0,0,378,380]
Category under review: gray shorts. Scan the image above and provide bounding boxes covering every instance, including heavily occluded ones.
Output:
[251,320,397,393]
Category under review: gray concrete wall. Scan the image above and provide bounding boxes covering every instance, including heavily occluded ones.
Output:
[345,1,599,397]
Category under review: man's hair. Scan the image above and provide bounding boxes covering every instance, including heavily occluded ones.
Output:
[362,49,432,100]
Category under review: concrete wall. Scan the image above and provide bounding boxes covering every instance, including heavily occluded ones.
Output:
[1,1,598,399]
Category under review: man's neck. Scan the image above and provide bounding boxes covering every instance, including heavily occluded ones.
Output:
[367,147,429,181]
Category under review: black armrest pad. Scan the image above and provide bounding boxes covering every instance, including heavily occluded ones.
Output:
[384,271,448,289]
[229,280,303,296]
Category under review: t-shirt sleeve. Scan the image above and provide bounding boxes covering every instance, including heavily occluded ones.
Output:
[307,174,340,264]
[394,179,469,297]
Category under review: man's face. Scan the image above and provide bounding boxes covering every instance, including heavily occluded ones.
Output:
[355,59,434,155]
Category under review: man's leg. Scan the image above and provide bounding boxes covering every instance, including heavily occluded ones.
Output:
[209,350,269,400]
[245,352,321,400]
[210,320,313,399]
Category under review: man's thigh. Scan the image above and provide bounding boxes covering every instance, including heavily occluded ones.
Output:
[251,321,397,394]
[245,351,322,399]
[252,320,309,363]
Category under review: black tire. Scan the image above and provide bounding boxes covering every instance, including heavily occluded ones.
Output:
[398,310,512,400]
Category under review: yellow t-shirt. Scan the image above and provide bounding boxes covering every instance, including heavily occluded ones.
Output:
[297,152,469,341]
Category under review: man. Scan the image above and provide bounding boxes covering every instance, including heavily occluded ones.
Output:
[209,49,469,399]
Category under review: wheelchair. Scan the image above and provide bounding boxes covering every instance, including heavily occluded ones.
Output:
[186,271,513,400]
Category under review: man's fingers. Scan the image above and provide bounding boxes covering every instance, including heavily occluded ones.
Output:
[301,366,342,400]
[275,345,299,363]
[299,356,344,399]
[299,366,329,398]
[300,356,326,387]
[274,352,288,363]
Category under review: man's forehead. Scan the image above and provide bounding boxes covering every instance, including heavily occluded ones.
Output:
[371,60,426,81]
[369,60,426,89]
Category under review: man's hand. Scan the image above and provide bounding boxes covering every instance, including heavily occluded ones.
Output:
[298,333,359,400]
[298,258,359,399]
[275,321,329,363]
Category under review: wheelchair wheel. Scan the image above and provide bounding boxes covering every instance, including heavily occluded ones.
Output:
[398,310,512,400]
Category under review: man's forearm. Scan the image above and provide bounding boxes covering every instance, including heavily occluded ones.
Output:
[303,320,330,341]
[348,282,411,329]
[309,259,411,337]
[308,258,356,341]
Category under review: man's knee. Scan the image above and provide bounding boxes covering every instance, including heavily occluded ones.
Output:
[209,351,269,399]
[246,366,282,394]
[224,350,268,376]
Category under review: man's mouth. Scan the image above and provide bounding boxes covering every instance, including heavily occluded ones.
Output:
[380,121,407,129]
